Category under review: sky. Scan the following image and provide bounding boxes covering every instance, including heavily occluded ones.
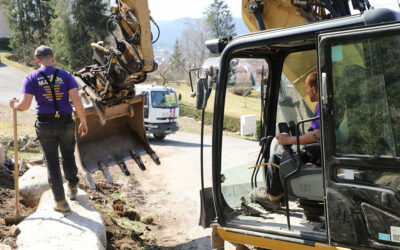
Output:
[148,0,242,21]
[148,0,399,21]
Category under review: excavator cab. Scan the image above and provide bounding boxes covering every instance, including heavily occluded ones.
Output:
[198,8,400,250]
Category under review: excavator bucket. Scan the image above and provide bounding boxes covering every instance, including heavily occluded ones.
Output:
[73,86,160,189]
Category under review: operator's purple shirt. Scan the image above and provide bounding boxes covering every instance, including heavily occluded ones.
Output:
[21,66,78,114]
[308,102,320,131]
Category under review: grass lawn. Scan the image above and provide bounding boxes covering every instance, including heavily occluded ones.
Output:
[165,82,261,120]
[0,51,35,73]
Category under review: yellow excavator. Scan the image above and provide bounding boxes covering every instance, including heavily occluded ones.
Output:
[195,0,400,249]
[73,0,160,188]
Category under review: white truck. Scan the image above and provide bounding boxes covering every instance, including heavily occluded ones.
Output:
[135,84,179,140]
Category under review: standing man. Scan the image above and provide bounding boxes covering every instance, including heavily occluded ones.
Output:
[9,45,88,212]
[251,72,320,209]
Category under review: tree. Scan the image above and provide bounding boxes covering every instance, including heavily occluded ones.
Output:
[158,60,171,85]
[50,0,108,71]
[2,0,53,65]
[169,39,185,80]
[181,19,209,71]
[203,0,236,39]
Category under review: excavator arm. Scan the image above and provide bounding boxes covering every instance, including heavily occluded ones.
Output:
[75,0,158,107]
[73,0,161,188]
[240,0,371,109]
[242,0,371,32]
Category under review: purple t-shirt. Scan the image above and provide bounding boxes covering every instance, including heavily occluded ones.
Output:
[21,66,78,114]
[308,102,320,131]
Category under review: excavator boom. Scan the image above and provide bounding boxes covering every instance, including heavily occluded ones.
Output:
[73,0,160,188]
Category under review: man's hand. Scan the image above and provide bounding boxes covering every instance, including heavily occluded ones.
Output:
[9,98,18,109]
[78,120,88,137]
[275,133,291,145]
[9,94,33,111]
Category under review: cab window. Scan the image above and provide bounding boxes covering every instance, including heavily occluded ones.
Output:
[219,58,269,209]
[151,91,178,108]
[331,35,400,156]
[277,50,317,134]
[144,92,149,118]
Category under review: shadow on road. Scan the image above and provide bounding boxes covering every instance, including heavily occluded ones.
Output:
[145,236,211,249]
[0,63,7,67]
[148,138,211,148]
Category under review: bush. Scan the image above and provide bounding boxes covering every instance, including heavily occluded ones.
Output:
[0,37,10,50]
[231,86,252,96]
[180,104,261,138]
[231,75,252,96]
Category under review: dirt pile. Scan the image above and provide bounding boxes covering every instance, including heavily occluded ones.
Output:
[0,166,35,248]
[85,180,155,250]
[1,135,41,153]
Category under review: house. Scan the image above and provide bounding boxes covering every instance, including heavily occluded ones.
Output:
[0,6,10,38]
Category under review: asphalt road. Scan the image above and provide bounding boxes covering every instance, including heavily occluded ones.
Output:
[0,63,36,108]
[128,131,260,249]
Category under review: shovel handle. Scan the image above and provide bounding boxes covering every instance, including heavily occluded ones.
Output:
[13,108,19,211]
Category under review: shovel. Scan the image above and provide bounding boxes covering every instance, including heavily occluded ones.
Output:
[2,109,24,225]
[13,108,23,223]
[0,109,25,226]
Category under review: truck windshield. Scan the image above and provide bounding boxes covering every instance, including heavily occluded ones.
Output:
[151,91,178,108]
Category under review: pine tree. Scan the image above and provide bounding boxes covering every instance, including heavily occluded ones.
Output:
[169,39,185,80]
[50,0,74,70]
[50,0,108,71]
[2,0,53,65]
[203,0,236,39]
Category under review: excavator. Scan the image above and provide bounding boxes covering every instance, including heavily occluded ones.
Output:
[194,0,400,249]
[72,0,160,188]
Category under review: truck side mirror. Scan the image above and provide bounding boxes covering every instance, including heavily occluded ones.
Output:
[178,93,182,101]
[196,78,208,110]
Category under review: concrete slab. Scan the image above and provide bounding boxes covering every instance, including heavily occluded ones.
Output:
[16,184,106,250]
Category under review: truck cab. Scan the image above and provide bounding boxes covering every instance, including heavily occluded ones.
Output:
[195,8,400,250]
[135,84,179,140]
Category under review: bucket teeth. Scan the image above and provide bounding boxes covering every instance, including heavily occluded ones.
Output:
[150,152,161,165]
[130,151,146,171]
[98,161,113,183]
[118,161,130,176]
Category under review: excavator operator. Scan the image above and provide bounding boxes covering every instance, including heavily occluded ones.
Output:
[251,72,320,209]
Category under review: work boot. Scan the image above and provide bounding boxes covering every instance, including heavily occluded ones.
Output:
[250,187,281,210]
[68,185,78,200]
[54,200,71,212]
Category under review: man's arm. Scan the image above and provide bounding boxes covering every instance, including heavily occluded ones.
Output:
[276,129,320,145]
[9,94,33,111]
[68,88,88,137]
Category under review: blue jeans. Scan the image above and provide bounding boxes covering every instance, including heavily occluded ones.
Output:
[35,115,79,202]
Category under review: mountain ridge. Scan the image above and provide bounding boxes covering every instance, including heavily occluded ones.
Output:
[152,17,249,50]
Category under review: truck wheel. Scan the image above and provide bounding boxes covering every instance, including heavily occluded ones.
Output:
[154,134,166,141]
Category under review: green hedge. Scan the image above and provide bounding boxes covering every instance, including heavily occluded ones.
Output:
[180,104,260,138]
[0,37,10,50]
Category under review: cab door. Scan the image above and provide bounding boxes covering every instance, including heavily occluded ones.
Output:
[318,23,400,249]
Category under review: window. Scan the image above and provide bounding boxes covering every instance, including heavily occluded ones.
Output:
[277,50,317,135]
[331,35,400,156]
[220,58,268,210]
[144,92,149,118]
[151,91,178,108]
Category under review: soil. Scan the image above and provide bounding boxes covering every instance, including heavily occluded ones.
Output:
[0,109,211,249]
[0,168,35,248]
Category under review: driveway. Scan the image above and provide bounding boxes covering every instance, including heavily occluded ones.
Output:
[0,63,36,108]
[125,131,260,249]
